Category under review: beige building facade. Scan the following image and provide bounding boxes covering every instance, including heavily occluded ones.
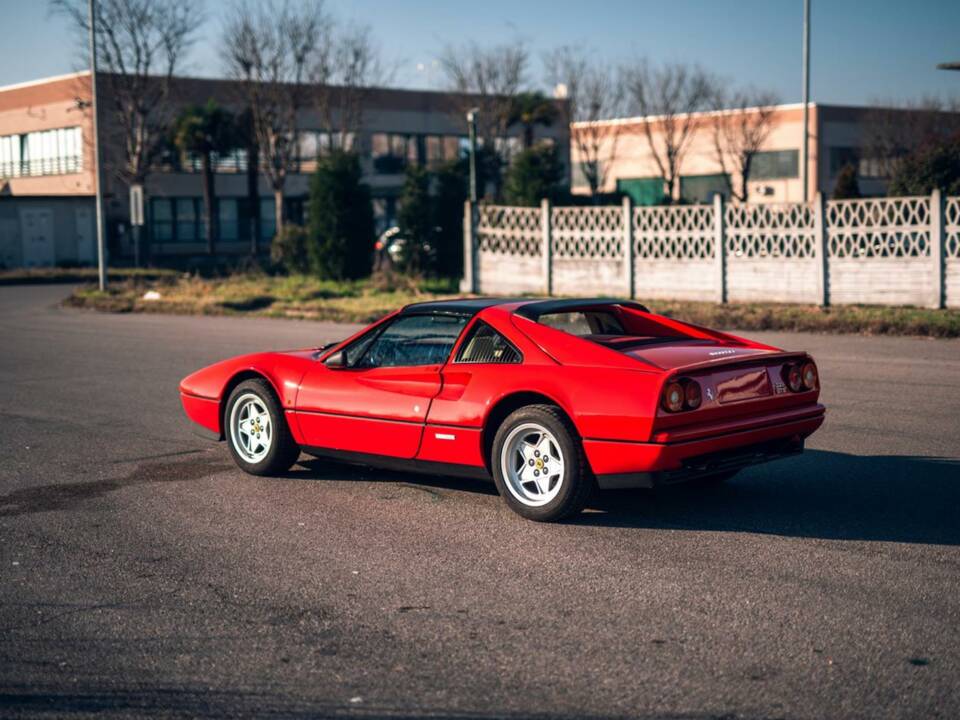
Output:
[0,72,569,268]
[571,103,932,206]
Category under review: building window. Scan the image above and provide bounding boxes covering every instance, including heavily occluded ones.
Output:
[176,198,201,241]
[371,132,418,173]
[829,146,889,179]
[219,199,239,241]
[260,198,276,241]
[829,147,858,176]
[214,148,247,172]
[149,197,204,243]
[298,130,356,164]
[423,135,464,167]
[152,198,174,241]
[0,126,82,178]
[151,196,280,244]
[680,174,729,204]
[750,149,799,180]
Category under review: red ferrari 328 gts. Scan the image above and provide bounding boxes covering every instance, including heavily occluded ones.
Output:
[180,298,825,522]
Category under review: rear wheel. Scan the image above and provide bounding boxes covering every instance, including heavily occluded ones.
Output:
[492,405,595,522]
[225,379,300,476]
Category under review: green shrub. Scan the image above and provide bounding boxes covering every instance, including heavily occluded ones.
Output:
[503,144,564,206]
[270,224,310,273]
[888,135,960,196]
[832,163,862,199]
[433,160,468,278]
[308,151,375,280]
[397,164,434,274]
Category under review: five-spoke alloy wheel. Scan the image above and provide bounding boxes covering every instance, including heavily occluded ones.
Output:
[225,379,300,476]
[230,392,273,464]
[492,404,594,522]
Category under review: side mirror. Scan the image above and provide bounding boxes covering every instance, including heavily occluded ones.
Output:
[324,350,347,368]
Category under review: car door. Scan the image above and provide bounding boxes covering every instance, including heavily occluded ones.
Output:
[295,313,469,458]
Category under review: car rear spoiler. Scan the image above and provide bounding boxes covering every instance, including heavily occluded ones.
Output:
[666,351,811,377]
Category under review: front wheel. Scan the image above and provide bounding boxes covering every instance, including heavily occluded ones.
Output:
[225,379,300,476]
[491,404,595,522]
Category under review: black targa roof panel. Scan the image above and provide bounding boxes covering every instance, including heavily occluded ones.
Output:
[513,298,650,320]
[399,298,523,317]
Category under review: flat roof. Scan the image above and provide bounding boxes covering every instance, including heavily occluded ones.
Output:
[400,297,651,318]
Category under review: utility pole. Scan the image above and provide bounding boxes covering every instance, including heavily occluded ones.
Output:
[801,0,811,203]
[88,0,107,290]
[466,108,479,203]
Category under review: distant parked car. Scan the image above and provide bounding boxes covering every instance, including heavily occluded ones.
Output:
[373,226,436,272]
[179,298,825,522]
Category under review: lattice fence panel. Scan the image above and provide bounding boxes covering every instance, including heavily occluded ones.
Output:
[633,205,714,259]
[946,197,960,259]
[826,197,930,258]
[551,206,623,259]
[725,203,815,258]
[476,205,541,256]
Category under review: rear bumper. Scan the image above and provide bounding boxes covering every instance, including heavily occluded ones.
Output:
[180,391,222,440]
[587,404,824,489]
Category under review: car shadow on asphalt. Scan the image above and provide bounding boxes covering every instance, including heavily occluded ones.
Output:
[295,450,960,545]
[577,450,960,545]
[292,457,500,498]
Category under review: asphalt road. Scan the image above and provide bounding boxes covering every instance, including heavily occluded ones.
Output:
[1,284,959,720]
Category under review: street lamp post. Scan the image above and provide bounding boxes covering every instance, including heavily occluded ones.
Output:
[88,0,107,291]
[801,0,811,204]
[466,108,479,203]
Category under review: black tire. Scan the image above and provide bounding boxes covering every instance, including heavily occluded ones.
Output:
[224,379,300,476]
[491,404,595,522]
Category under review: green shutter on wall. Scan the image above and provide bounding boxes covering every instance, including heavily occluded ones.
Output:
[616,177,664,206]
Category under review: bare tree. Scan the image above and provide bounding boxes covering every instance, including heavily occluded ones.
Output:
[222,0,328,236]
[622,60,717,203]
[439,41,528,147]
[710,88,779,202]
[312,23,390,149]
[863,96,960,181]
[544,47,625,199]
[51,0,200,211]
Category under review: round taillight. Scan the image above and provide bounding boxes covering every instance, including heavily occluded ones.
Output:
[684,380,702,410]
[662,382,685,413]
[784,364,803,393]
[801,362,817,390]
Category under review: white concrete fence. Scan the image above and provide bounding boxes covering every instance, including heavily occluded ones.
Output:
[461,191,960,309]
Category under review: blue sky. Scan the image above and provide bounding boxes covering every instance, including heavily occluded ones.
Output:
[3,0,959,106]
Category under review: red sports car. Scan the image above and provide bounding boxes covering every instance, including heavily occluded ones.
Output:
[180,298,824,521]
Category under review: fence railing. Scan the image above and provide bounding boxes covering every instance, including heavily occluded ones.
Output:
[461,191,958,309]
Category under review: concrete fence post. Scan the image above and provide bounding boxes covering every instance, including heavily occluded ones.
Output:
[622,195,635,298]
[460,200,477,294]
[931,189,945,309]
[814,192,829,307]
[713,194,727,304]
[541,198,553,296]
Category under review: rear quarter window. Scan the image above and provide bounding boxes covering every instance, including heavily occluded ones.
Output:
[456,322,521,364]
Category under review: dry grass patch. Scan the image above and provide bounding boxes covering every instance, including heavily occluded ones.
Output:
[63,272,960,337]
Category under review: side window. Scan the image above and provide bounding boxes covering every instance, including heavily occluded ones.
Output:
[456,322,522,364]
[338,326,379,367]
[354,314,468,369]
